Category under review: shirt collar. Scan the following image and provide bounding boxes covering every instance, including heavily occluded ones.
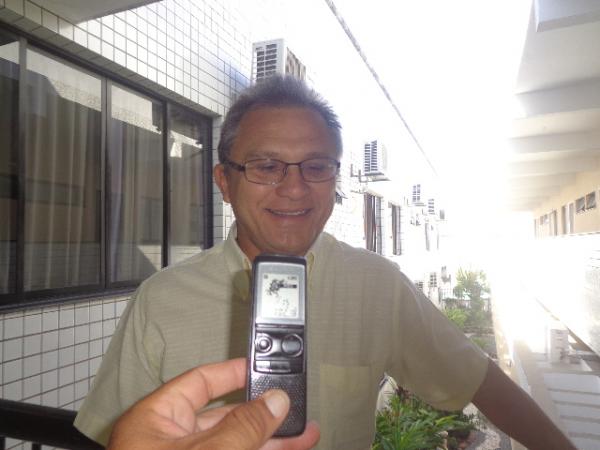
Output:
[222,222,327,299]
[223,223,252,301]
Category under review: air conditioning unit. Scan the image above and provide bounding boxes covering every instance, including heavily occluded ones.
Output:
[363,139,389,181]
[252,39,306,83]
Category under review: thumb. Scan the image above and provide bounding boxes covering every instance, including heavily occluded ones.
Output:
[205,390,290,450]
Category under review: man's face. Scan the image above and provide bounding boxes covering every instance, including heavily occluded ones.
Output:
[214,106,338,261]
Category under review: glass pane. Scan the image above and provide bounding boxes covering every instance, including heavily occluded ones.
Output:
[109,83,163,282]
[0,33,19,294]
[168,105,209,265]
[24,49,102,291]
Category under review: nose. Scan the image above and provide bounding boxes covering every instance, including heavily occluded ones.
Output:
[275,164,310,199]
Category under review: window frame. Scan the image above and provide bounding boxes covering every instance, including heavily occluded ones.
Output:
[585,191,596,210]
[575,196,586,214]
[364,193,383,254]
[0,27,213,311]
[390,203,402,256]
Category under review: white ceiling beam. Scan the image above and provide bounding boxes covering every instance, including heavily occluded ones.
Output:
[504,198,547,211]
[507,173,575,189]
[514,78,600,117]
[508,156,598,176]
[535,0,600,31]
[506,184,562,198]
[509,130,600,154]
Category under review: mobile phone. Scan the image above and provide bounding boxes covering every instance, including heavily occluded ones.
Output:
[247,254,307,436]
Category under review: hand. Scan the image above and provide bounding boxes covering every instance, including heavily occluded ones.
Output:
[107,358,320,450]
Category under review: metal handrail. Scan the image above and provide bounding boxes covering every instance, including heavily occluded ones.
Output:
[0,399,102,450]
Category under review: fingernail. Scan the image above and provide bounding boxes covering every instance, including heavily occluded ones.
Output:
[263,390,289,418]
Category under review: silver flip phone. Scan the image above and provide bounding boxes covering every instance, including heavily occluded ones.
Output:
[247,254,307,436]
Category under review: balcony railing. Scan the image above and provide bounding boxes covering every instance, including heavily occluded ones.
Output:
[0,399,102,450]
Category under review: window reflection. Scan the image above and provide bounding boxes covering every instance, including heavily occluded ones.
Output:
[0,34,19,294]
[168,105,209,264]
[24,49,102,291]
[109,83,163,282]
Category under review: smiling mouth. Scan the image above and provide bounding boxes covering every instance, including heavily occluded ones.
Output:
[267,208,311,216]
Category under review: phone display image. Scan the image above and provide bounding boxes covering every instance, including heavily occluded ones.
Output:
[262,274,300,319]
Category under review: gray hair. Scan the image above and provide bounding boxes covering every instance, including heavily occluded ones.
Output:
[217,75,342,163]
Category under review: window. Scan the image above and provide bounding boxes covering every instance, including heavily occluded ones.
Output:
[168,104,211,265]
[586,191,596,210]
[567,202,574,233]
[429,272,437,288]
[576,197,585,213]
[24,49,102,291]
[415,281,424,292]
[109,83,164,283]
[0,31,19,294]
[412,184,421,204]
[0,37,212,309]
[427,198,435,215]
[390,204,402,255]
[561,205,568,234]
[364,193,382,254]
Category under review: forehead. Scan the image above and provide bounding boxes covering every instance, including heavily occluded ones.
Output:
[232,106,339,159]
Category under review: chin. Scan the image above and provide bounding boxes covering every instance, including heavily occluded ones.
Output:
[270,240,311,257]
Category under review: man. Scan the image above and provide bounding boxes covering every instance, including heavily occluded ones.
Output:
[107,358,320,450]
[76,76,576,449]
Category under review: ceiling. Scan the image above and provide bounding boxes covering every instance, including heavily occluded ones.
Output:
[507,0,600,210]
[34,0,159,23]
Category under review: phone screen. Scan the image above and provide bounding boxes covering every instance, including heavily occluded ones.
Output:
[260,273,300,319]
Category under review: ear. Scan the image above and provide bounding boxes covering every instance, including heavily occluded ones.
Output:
[213,164,231,203]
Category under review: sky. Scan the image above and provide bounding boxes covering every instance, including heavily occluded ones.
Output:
[332,0,533,229]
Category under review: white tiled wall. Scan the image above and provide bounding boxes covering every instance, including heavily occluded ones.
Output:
[1,298,128,405]
[0,0,253,448]
[1,297,128,449]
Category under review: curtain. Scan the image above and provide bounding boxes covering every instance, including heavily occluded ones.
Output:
[23,50,101,291]
[108,84,163,283]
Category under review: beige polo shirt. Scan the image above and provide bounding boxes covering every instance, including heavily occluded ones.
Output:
[74,226,488,450]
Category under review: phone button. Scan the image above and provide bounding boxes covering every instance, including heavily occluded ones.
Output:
[255,360,291,373]
[282,334,303,355]
[256,336,272,353]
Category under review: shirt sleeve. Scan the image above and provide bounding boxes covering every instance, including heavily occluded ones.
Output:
[74,283,165,445]
[390,272,489,411]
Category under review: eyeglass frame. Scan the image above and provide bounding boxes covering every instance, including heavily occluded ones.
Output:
[223,156,341,185]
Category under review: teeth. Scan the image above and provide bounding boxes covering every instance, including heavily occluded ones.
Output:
[269,209,308,216]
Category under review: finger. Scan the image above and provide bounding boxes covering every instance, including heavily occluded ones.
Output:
[139,358,247,434]
[156,358,247,410]
[199,390,290,450]
[196,404,237,430]
[261,421,321,450]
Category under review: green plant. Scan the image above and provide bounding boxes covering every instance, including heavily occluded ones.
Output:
[373,387,479,450]
[444,268,493,332]
[452,268,490,303]
[443,307,468,331]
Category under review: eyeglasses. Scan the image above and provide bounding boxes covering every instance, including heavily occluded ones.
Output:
[224,157,340,185]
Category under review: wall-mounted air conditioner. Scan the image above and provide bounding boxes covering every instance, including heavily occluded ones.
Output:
[252,39,306,83]
[363,139,389,181]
